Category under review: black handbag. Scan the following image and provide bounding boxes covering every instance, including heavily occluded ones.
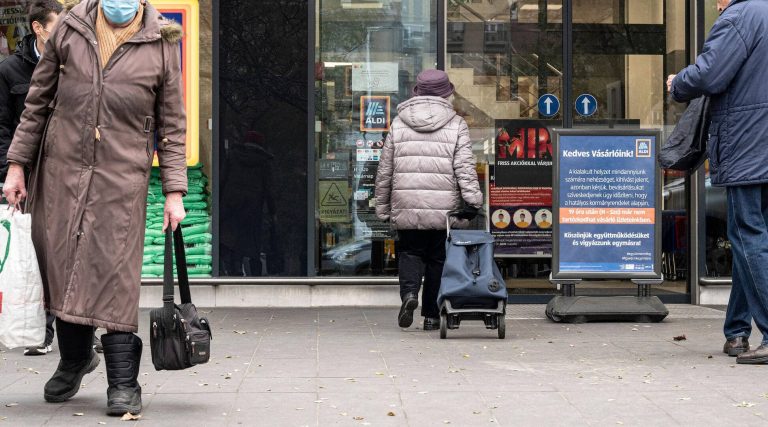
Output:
[658,96,710,173]
[149,227,212,371]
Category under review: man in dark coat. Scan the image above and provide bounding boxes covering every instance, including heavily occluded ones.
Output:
[669,0,768,364]
[0,0,62,183]
[0,0,62,357]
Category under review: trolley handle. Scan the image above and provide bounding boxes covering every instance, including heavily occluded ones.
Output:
[445,209,486,238]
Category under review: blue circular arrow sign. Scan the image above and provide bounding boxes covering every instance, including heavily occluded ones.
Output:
[575,94,598,117]
[537,94,560,117]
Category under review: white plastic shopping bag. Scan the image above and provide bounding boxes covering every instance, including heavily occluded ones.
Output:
[0,208,46,349]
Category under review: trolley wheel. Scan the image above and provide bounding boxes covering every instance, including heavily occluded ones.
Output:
[440,312,448,339]
[497,314,506,339]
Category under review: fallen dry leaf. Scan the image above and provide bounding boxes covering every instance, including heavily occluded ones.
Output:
[4,403,18,407]
[735,402,756,408]
[387,412,395,416]
[233,330,247,335]
[353,416,364,420]
[73,413,84,416]
[673,335,687,341]
[120,413,141,421]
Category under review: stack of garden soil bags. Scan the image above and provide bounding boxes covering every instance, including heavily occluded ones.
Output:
[141,165,213,277]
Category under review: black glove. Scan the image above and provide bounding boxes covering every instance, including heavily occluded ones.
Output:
[455,205,479,220]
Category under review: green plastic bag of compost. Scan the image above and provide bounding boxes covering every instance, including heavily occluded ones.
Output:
[185,245,212,256]
[181,223,210,235]
[143,245,164,256]
[145,229,163,238]
[181,216,209,226]
[186,233,212,244]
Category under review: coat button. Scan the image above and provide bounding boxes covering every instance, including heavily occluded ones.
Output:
[162,138,168,143]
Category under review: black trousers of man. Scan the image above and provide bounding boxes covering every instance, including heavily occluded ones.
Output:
[397,230,447,319]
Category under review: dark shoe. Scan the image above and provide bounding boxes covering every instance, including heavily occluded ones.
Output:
[24,344,53,356]
[423,317,440,331]
[398,293,419,328]
[44,319,98,403]
[44,350,100,402]
[723,336,750,357]
[737,344,768,365]
[102,333,143,416]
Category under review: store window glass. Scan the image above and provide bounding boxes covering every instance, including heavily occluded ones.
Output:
[571,0,690,298]
[447,0,563,295]
[219,0,309,276]
[140,1,213,279]
[314,0,437,276]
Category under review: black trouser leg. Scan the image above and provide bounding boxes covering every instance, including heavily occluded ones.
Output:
[422,231,447,318]
[398,230,426,299]
[398,230,447,318]
[44,313,56,347]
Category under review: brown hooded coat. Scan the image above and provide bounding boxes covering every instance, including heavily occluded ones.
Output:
[6,0,187,332]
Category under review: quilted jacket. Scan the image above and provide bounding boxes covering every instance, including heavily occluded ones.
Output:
[375,96,482,230]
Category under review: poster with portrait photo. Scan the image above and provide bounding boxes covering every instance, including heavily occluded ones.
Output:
[490,119,556,257]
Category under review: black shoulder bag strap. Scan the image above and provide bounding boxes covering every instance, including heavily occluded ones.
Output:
[162,226,191,329]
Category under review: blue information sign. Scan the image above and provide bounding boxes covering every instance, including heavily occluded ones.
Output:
[537,94,560,117]
[575,94,597,117]
[552,130,661,279]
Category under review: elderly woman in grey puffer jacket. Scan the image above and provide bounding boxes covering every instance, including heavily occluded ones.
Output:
[375,69,482,331]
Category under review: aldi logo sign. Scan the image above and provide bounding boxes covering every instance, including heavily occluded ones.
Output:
[360,96,391,132]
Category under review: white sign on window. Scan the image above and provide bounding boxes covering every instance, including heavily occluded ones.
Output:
[351,62,399,93]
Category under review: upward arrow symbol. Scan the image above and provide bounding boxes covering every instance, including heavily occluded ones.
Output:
[544,97,553,115]
[581,97,591,114]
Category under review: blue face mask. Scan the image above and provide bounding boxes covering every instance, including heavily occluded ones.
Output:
[101,0,139,25]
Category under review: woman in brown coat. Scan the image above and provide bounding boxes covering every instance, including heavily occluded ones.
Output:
[2,0,186,416]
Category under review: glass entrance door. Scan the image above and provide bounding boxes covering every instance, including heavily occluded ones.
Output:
[569,0,690,300]
[446,0,692,301]
[447,0,564,298]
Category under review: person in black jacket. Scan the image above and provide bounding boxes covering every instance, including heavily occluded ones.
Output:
[0,0,62,356]
[0,0,62,184]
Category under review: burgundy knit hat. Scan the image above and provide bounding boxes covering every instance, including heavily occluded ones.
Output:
[413,69,455,98]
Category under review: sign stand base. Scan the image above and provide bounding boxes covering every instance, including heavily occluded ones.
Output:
[545,278,669,324]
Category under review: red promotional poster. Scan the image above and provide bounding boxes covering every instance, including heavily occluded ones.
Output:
[491,120,557,256]
[0,1,28,60]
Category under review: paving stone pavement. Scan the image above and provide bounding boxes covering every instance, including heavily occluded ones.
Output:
[2,305,768,426]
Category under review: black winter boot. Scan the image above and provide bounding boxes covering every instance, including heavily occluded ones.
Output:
[44,319,100,403]
[102,333,143,416]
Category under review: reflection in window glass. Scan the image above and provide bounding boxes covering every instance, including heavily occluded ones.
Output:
[219,0,308,276]
[315,0,437,276]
